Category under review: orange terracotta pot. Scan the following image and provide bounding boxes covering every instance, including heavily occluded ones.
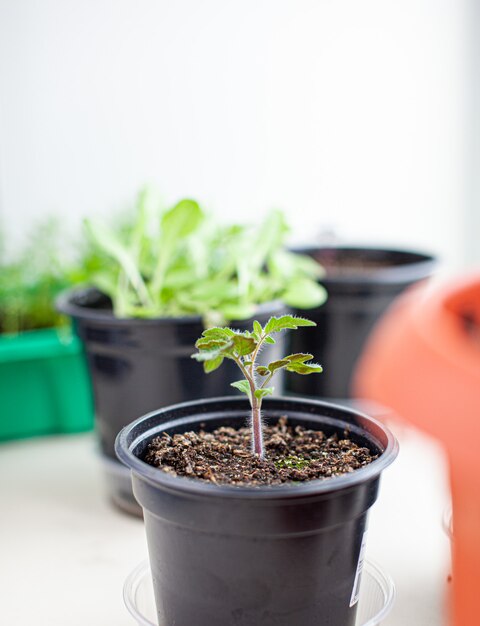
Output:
[353,273,480,626]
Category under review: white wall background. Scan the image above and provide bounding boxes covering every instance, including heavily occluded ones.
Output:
[0,0,469,266]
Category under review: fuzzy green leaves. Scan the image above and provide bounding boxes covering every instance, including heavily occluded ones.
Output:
[203,356,225,373]
[264,359,289,373]
[232,334,256,356]
[192,314,322,458]
[192,315,322,401]
[231,380,251,395]
[200,327,235,341]
[264,315,316,334]
[286,361,323,375]
[256,352,322,379]
[192,326,254,374]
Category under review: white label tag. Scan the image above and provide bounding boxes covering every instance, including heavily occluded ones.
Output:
[349,531,368,607]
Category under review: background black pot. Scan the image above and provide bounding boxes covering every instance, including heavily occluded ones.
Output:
[57,288,288,513]
[116,396,398,626]
[287,246,437,399]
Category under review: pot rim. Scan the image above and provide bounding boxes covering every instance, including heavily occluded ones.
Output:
[295,245,437,287]
[115,396,399,500]
[56,287,287,326]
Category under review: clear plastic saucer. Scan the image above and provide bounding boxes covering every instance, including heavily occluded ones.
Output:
[124,559,395,626]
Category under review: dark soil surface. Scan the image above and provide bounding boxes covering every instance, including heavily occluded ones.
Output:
[144,417,378,486]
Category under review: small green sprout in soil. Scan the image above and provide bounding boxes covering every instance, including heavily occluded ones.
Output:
[192,315,322,458]
[145,315,378,485]
[274,455,311,470]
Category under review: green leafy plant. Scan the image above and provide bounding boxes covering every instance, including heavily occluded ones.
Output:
[192,315,322,457]
[82,188,326,322]
[0,218,73,334]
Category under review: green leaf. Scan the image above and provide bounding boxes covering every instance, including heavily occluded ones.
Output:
[256,366,269,376]
[188,279,239,303]
[269,249,324,281]
[161,198,204,239]
[201,327,235,339]
[282,279,327,309]
[88,271,118,301]
[191,349,222,362]
[152,199,204,293]
[285,362,323,375]
[249,210,289,271]
[232,334,257,356]
[267,359,289,373]
[253,320,263,336]
[284,353,314,363]
[195,337,230,350]
[204,356,224,373]
[162,266,201,290]
[131,186,157,257]
[264,336,276,345]
[218,303,256,322]
[254,387,274,400]
[84,218,151,306]
[231,380,251,395]
[264,315,316,334]
[287,251,325,278]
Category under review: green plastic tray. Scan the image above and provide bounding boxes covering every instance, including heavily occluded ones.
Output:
[0,328,94,441]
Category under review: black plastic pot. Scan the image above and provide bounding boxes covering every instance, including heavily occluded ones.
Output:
[116,396,398,626]
[57,288,288,513]
[287,246,437,399]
